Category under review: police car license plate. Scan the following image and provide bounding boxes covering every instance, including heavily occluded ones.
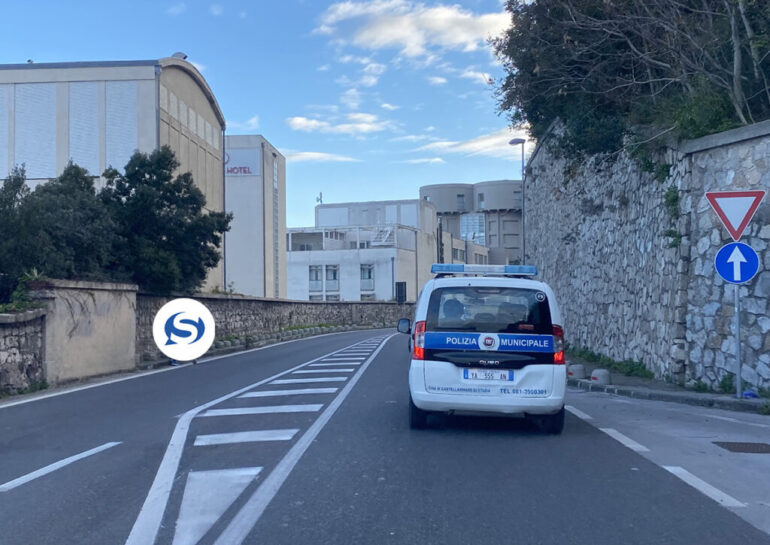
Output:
[463,368,514,381]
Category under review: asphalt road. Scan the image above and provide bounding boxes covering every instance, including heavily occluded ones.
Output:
[1,330,768,545]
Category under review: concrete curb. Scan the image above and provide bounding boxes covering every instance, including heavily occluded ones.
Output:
[568,378,768,414]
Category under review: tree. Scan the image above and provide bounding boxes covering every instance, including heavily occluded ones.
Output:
[494,0,770,158]
[100,146,232,294]
[0,164,117,300]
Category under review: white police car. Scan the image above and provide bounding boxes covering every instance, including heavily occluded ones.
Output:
[397,264,566,433]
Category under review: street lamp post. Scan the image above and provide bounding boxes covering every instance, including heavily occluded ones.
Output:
[509,138,526,265]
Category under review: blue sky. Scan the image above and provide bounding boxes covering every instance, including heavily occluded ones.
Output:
[1,0,531,227]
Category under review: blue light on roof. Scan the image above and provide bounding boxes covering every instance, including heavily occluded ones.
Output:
[430,264,538,276]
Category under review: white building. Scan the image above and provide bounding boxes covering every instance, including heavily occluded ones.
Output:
[224,135,286,299]
[287,199,487,302]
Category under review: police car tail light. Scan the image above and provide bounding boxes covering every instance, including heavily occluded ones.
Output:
[553,325,565,365]
[413,321,426,360]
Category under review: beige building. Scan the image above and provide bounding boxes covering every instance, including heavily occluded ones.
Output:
[0,53,226,290]
[224,135,286,299]
[420,180,523,264]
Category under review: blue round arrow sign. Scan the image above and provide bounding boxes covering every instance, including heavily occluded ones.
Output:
[714,242,760,284]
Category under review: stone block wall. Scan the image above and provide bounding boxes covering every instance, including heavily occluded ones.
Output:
[0,309,46,394]
[528,121,770,389]
[136,294,413,363]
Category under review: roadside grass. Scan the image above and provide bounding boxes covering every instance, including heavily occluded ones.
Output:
[567,346,654,378]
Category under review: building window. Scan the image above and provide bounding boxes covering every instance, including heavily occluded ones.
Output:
[309,266,322,292]
[309,295,323,301]
[360,265,374,291]
[456,194,466,211]
[325,265,339,291]
[477,193,485,208]
[361,293,376,301]
[325,294,340,302]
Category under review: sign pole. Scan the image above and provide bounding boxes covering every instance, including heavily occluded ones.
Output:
[735,284,743,399]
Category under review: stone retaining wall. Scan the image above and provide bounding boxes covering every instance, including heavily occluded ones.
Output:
[135,294,413,363]
[528,121,770,389]
[0,309,46,394]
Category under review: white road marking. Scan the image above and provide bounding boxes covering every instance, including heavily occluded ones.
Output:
[239,388,338,398]
[0,442,121,492]
[194,429,298,446]
[663,466,746,508]
[270,377,348,385]
[600,428,650,452]
[201,405,323,417]
[172,467,262,545]
[125,340,368,545]
[701,414,770,429]
[309,362,361,367]
[319,357,363,361]
[292,369,355,374]
[565,405,593,421]
[336,352,370,355]
[213,334,395,545]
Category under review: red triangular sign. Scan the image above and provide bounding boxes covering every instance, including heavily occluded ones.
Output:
[705,190,766,241]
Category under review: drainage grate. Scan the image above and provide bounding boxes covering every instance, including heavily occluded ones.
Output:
[713,441,770,454]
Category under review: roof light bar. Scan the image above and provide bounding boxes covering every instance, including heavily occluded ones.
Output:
[430,264,538,276]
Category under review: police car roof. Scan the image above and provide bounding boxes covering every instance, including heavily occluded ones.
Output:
[429,275,550,290]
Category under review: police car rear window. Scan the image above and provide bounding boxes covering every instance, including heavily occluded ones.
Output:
[425,287,552,334]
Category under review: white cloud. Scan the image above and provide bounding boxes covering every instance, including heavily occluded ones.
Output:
[166,2,186,15]
[209,3,223,15]
[427,76,447,85]
[317,64,331,72]
[284,151,361,163]
[381,103,399,111]
[461,69,493,85]
[317,2,508,58]
[340,88,361,109]
[405,157,445,164]
[391,134,432,142]
[190,61,206,73]
[286,113,394,135]
[228,115,260,131]
[416,128,532,160]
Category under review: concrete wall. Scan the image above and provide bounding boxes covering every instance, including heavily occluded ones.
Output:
[527,121,770,389]
[136,293,412,363]
[0,309,46,394]
[30,279,137,385]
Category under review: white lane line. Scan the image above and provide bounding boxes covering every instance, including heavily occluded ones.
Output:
[565,405,593,421]
[702,414,770,429]
[194,429,298,446]
[172,467,262,545]
[319,357,363,361]
[663,466,746,508]
[270,377,348,385]
[292,369,355,374]
[125,338,375,545]
[239,388,338,398]
[336,352,371,355]
[213,333,395,545]
[0,442,121,492]
[309,362,361,367]
[201,405,323,417]
[600,428,650,453]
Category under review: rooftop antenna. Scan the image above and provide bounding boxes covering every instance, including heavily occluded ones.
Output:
[316,192,323,204]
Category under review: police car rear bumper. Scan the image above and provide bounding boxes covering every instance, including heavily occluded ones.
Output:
[410,362,566,416]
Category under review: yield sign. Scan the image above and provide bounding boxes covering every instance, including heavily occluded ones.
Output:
[705,190,766,241]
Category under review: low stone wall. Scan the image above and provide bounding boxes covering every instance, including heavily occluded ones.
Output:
[0,309,46,394]
[136,294,413,363]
